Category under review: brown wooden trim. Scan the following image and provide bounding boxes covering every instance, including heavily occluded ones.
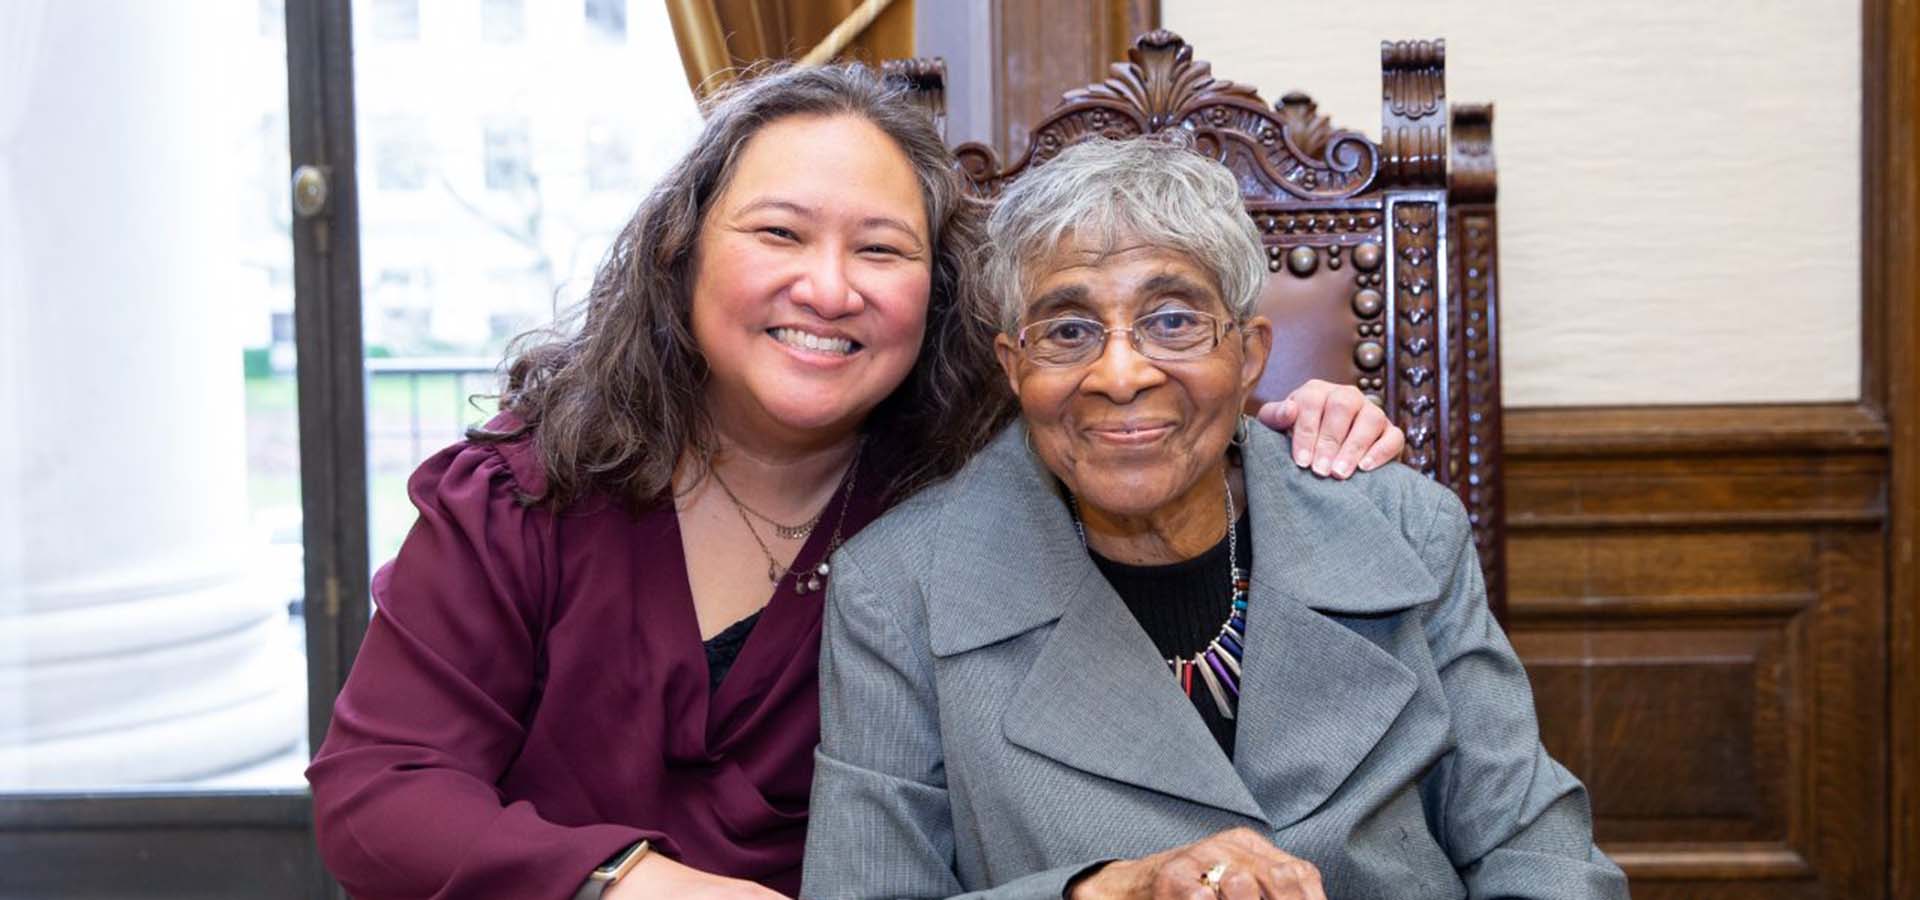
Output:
[1505,404,1889,457]
[1862,0,1894,414]
[1607,845,1812,881]
[985,0,1157,159]
[1512,592,1818,622]
[1871,0,1920,891]
[1516,510,1886,529]
[1098,0,1160,65]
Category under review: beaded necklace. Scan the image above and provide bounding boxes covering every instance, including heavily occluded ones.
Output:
[1069,468,1249,720]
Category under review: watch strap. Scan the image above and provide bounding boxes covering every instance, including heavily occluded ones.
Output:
[571,840,650,900]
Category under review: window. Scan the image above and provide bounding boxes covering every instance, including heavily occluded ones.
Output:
[258,0,284,37]
[586,120,633,191]
[481,0,525,43]
[483,118,533,191]
[374,116,430,191]
[370,0,421,41]
[585,0,626,42]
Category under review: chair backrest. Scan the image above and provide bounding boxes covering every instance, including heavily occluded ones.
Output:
[891,32,1508,618]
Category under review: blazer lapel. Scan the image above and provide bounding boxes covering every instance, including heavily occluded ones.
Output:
[927,425,1267,825]
[1230,427,1429,829]
[1001,571,1270,825]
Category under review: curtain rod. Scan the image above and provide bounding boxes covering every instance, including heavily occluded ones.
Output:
[799,0,897,66]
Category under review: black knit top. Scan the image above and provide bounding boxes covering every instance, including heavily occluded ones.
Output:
[1089,511,1252,759]
[704,609,763,692]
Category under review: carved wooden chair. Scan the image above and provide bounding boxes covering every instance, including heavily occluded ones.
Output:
[889,32,1508,619]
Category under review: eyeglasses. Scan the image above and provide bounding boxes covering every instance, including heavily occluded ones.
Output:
[1015,309,1238,368]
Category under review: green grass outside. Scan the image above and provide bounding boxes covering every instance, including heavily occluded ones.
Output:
[246,371,493,414]
[246,368,500,565]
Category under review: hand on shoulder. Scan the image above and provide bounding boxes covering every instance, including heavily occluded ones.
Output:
[1257,379,1404,479]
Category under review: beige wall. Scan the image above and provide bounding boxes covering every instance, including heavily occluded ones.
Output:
[1164,0,1861,407]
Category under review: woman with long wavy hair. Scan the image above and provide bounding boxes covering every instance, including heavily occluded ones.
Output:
[305,63,1403,900]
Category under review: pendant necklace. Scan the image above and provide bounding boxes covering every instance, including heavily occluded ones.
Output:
[1069,468,1248,720]
[713,438,864,595]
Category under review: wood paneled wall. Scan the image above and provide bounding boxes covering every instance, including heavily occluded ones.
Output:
[1505,405,1890,898]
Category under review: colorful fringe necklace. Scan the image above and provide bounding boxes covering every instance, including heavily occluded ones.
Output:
[1069,470,1248,720]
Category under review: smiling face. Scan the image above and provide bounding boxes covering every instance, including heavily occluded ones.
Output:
[690,113,932,451]
[995,238,1272,520]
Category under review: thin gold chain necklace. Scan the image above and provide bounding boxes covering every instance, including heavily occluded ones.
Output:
[712,439,865,593]
[709,463,826,539]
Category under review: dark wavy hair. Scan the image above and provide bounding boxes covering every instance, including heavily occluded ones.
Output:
[471,62,1011,509]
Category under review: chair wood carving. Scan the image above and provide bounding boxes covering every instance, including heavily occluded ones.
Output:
[888,33,1508,619]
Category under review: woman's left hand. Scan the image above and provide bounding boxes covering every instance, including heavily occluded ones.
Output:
[1256,379,1404,479]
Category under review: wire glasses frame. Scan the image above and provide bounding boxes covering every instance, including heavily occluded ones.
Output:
[1015,309,1240,368]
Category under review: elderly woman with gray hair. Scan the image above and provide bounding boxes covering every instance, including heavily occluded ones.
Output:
[801,138,1628,900]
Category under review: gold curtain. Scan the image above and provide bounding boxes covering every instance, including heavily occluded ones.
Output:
[666,0,914,96]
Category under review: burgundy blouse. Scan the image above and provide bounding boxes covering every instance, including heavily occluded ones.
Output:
[307,422,891,899]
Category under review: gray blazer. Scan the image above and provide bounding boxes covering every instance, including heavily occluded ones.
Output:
[802,424,1627,900]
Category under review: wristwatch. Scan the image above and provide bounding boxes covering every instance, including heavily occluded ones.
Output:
[571,840,651,900]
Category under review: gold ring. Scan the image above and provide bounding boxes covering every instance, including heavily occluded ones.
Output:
[1202,861,1228,892]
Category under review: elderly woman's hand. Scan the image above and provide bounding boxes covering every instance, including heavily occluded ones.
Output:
[1257,379,1404,480]
[1067,828,1326,900]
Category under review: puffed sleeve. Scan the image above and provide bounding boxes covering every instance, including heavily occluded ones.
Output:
[1412,491,1630,899]
[802,548,1103,900]
[306,440,662,900]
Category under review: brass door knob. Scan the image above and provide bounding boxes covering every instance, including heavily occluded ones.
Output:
[292,164,329,218]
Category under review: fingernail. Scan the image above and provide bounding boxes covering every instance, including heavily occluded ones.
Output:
[1312,458,1331,476]
[1335,460,1354,478]
[1294,449,1312,466]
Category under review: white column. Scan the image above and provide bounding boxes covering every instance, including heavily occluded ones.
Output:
[0,2,303,788]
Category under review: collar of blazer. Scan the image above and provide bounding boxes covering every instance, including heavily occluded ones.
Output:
[921,421,1444,827]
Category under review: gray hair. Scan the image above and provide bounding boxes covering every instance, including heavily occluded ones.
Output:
[983,136,1267,333]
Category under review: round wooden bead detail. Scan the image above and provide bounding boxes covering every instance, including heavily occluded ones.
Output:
[1286,245,1318,277]
[1355,340,1385,370]
[1352,288,1383,318]
[1353,241,1383,271]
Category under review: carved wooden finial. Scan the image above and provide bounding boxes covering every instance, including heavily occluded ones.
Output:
[1449,102,1496,203]
[1379,38,1448,187]
[1081,30,1252,132]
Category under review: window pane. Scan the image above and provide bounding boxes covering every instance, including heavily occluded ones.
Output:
[369,0,420,42]
[483,117,532,191]
[0,4,307,790]
[584,0,626,42]
[585,119,633,192]
[482,0,525,43]
[353,0,698,565]
[373,115,431,191]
